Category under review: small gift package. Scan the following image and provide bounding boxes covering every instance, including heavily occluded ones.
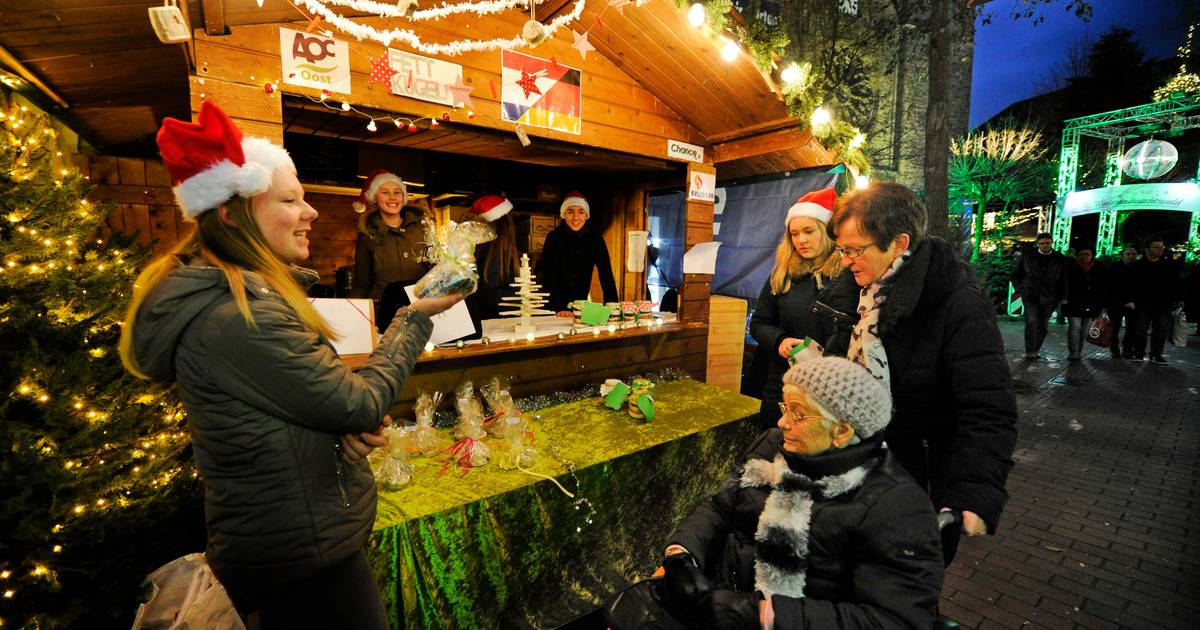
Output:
[410,390,447,456]
[448,381,490,469]
[370,424,415,489]
[627,378,655,422]
[480,376,518,438]
[496,415,536,470]
[600,378,630,410]
[413,221,497,298]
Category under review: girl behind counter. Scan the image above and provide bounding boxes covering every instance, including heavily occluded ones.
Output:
[350,169,429,300]
[748,187,842,430]
[539,191,619,315]
[119,101,458,628]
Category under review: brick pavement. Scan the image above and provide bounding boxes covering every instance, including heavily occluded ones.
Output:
[941,319,1200,629]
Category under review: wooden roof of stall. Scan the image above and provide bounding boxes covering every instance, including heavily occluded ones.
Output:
[0,0,835,177]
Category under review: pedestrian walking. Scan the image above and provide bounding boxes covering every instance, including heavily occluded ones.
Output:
[1010,232,1068,360]
[1063,247,1104,361]
[1106,245,1139,359]
[1129,238,1183,364]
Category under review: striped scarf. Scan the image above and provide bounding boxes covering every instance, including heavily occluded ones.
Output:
[847,251,910,388]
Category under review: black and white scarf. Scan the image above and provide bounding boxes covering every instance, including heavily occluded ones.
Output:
[740,451,881,599]
[847,251,911,388]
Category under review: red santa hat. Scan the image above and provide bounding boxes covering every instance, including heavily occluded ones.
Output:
[560,191,589,218]
[155,100,294,219]
[784,187,836,227]
[353,169,407,214]
[471,194,513,222]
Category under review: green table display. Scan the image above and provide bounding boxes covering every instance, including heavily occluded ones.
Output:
[367,378,761,629]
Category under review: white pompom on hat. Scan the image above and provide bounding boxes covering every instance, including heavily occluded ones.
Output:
[782,356,891,439]
[353,169,407,214]
[471,194,513,222]
[155,100,295,220]
[784,187,836,227]
[560,191,589,219]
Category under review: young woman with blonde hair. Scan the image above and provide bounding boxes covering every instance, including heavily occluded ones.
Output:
[119,101,457,629]
[748,187,842,429]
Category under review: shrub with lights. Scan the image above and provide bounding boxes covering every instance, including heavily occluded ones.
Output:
[0,93,202,628]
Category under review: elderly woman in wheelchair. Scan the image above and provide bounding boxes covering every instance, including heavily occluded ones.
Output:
[629,357,944,630]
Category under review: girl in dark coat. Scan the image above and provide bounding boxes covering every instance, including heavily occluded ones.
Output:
[815,183,1017,549]
[349,169,431,301]
[749,188,841,430]
[662,357,943,630]
[1063,247,1104,360]
[539,191,619,313]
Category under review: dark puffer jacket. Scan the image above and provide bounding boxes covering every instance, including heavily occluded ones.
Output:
[129,261,433,587]
[749,273,836,424]
[814,238,1017,532]
[1063,262,1104,318]
[1009,248,1068,305]
[667,430,943,630]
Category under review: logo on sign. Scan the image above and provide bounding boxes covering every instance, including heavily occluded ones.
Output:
[667,139,704,163]
[281,27,351,94]
[688,171,716,202]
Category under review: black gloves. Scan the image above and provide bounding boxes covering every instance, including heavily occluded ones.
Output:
[662,552,711,609]
[704,590,760,630]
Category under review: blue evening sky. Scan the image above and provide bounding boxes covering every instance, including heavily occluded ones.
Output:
[969,1,1190,128]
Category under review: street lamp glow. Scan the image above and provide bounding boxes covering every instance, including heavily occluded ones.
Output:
[721,38,739,62]
[688,4,706,27]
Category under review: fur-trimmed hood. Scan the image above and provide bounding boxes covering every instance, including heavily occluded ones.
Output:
[356,205,425,240]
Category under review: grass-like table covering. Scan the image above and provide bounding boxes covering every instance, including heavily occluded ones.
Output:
[367,378,761,629]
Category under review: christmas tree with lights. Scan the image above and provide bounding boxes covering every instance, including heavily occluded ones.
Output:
[0,93,203,628]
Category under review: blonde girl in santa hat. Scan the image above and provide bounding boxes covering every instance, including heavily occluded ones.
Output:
[350,168,431,301]
[748,187,843,430]
[538,190,619,315]
[119,101,458,629]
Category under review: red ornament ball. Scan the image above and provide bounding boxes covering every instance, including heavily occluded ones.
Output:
[441,112,451,121]
[263,82,275,94]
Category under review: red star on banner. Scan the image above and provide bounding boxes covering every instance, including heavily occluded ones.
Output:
[446,75,474,108]
[571,30,596,60]
[368,53,396,88]
[516,70,542,98]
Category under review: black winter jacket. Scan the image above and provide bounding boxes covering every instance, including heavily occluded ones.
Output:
[538,223,619,311]
[1133,257,1183,308]
[1106,260,1138,308]
[1063,262,1104,318]
[667,431,943,630]
[1010,248,1068,305]
[748,273,836,421]
[814,238,1018,532]
[129,262,433,588]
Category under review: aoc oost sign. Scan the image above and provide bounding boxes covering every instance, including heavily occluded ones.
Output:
[280,28,351,94]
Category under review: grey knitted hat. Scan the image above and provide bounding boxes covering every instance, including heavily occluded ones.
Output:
[782,357,892,438]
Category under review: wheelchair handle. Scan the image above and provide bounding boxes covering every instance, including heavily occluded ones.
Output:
[936,510,963,532]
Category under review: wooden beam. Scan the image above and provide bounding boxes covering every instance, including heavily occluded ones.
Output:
[713,127,817,164]
[0,42,69,108]
[705,117,799,144]
[202,0,228,36]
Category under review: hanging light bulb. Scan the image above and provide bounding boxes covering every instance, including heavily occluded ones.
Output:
[811,106,831,127]
[720,38,739,62]
[849,133,866,149]
[688,3,705,27]
[781,63,804,86]
[366,119,377,132]
[341,102,351,112]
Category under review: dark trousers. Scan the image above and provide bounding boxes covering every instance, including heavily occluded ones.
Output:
[1131,304,1173,358]
[217,550,388,630]
[1023,301,1055,354]
[1108,306,1135,357]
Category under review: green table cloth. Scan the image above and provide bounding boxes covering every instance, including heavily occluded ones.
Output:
[367,378,761,629]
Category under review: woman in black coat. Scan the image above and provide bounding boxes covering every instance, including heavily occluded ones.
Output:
[815,183,1017,551]
[1063,246,1105,360]
[749,188,841,430]
[662,358,943,630]
[539,191,619,313]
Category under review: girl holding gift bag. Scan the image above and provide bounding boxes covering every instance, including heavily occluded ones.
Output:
[119,101,458,629]
[1064,247,1105,361]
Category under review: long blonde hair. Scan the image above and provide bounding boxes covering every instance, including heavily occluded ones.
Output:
[119,194,337,379]
[768,217,841,294]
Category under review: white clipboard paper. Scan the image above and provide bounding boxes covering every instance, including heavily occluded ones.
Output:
[683,241,721,275]
[404,285,476,344]
[309,298,377,356]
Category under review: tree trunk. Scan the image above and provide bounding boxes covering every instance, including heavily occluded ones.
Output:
[924,0,952,242]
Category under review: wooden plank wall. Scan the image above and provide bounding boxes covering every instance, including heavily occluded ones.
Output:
[304,190,361,286]
[76,155,191,256]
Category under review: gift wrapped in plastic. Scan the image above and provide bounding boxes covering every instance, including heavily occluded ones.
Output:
[448,381,490,469]
[480,376,518,437]
[413,221,496,298]
[410,390,447,456]
[369,424,414,489]
[496,415,536,470]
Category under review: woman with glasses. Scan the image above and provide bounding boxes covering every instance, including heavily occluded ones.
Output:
[748,188,842,430]
[813,182,1017,560]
